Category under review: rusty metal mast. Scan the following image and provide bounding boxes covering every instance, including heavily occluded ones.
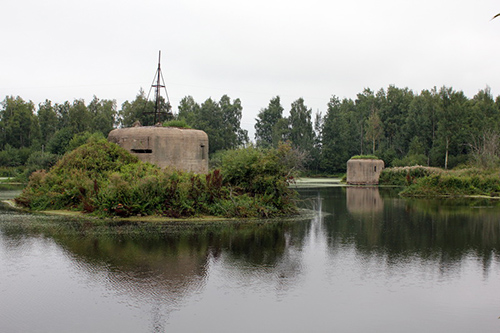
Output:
[146,51,172,124]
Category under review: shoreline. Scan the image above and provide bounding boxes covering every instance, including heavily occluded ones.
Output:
[1,199,317,223]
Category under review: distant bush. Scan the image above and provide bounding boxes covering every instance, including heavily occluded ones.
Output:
[0,166,23,178]
[20,151,60,181]
[381,166,500,198]
[401,171,500,197]
[379,166,442,186]
[0,145,32,167]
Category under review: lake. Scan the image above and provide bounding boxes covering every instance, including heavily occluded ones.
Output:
[1,185,499,332]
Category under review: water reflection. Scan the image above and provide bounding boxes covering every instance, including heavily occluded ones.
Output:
[304,188,500,274]
[1,188,500,332]
[346,186,383,214]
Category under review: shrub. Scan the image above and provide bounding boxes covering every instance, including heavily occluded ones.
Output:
[399,167,500,197]
[0,166,23,178]
[379,166,441,186]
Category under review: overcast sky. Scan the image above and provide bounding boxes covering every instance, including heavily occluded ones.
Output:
[2,0,500,139]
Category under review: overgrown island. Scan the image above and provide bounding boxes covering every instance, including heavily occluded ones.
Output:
[14,139,300,219]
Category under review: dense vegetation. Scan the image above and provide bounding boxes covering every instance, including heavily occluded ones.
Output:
[2,85,500,178]
[380,166,500,198]
[254,87,500,173]
[14,139,298,218]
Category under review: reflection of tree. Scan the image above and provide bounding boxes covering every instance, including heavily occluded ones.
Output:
[0,216,311,304]
[297,187,500,274]
[4,187,500,329]
[0,217,311,331]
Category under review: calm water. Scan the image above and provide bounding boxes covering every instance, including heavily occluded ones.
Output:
[1,186,500,332]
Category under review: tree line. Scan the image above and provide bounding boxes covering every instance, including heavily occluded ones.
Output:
[255,86,500,173]
[1,85,499,174]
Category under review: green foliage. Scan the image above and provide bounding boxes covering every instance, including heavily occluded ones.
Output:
[37,100,58,146]
[321,96,357,173]
[163,119,192,128]
[0,166,23,178]
[4,82,500,177]
[0,145,33,167]
[16,140,298,219]
[401,169,500,197]
[0,96,40,150]
[67,131,105,152]
[177,95,248,154]
[118,89,156,127]
[365,110,383,154]
[218,142,299,215]
[47,127,75,155]
[23,151,59,179]
[379,166,441,186]
[381,166,500,198]
[392,154,427,167]
[0,144,21,167]
[88,96,117,136]
[289,98,314,155]
[254,96,284,148]
[350,155,379,160]
[50,138,139,177]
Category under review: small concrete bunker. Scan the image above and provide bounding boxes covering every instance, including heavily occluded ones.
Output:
[346,158,384,185]
[108,125,209,174]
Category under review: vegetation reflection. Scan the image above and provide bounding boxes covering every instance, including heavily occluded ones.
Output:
[300,188,500,270]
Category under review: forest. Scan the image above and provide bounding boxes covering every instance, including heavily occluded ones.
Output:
[1,84,500,178]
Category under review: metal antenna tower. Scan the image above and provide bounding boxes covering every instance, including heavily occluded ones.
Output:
[145,51,172,124]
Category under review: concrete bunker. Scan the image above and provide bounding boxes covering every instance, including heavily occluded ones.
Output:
[108,125,209,174]
[346,158,384,185]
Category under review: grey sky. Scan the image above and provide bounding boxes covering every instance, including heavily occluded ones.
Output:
[1,0,499,139]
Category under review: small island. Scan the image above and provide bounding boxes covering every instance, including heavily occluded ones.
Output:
[14,139,299,219]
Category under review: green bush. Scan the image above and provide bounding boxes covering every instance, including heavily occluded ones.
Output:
[379,166,441,186]
[219,142,298,214]
[0,166,23,178]
[0,144,33,167]
[399,168,500,197]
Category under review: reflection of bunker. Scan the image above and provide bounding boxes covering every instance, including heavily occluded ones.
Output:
[346,187,383,214]
[108,125,209,173]
[346,159,384,185]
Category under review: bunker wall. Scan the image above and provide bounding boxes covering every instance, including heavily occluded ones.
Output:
[346,159,384,185]
[108,126,209,174]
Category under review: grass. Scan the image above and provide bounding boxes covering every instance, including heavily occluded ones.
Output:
[350,155,379,160]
